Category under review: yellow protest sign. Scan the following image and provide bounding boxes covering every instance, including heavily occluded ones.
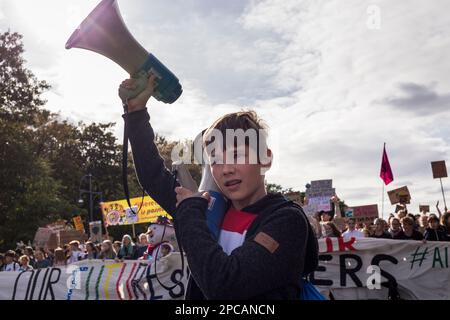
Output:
[73,216,85,232]
[100,196,170,227]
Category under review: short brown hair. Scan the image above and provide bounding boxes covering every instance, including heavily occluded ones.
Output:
[401,216,414,225]
[203,110,269,161]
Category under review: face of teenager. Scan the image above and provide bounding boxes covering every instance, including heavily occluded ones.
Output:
[210,145,269,210]
[347,220,355,231]
[430,220,440,229]
[324,225,334,237]
[139,235,148,245]
[123,237,131,246]
[375,221,384,233]
[102,243,110,252]
[20,257,28,266]
[391,220,401,231]
[5,256,13,264]
[35,251,44,261]
[402,221,413,233]
[322,213,331,222]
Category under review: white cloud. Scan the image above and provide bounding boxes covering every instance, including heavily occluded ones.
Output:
[1,0,449,214]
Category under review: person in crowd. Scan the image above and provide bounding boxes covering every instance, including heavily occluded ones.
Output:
[45,248,55,267]
[117,234,137,261]
[24,246,37,269]
[35,250,51,269]
[388,217,402,238]
[342,218,365,240]
[394,216,424,240]
[2,251,20,271]
[440,211,450,240]
[356,222,365,232]
[424,216,448,241]
[370,218,392,239]
[418,214,429,234]
[18,255,33,272]
[66,240,85,264]
[436,200,448,218]
[99,240,117,260]
[84,241,99,259]
[322,221,341,238]
[53,248,67,267]
[135,233,149,259]
[362,221,375,237]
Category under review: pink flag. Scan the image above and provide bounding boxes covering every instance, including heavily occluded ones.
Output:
[380,143,394,185]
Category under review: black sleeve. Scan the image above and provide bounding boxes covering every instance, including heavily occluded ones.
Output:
[123,109,179,216]
[174,197,308,300]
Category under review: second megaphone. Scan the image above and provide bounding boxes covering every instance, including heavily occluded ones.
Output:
[66,0,182,104]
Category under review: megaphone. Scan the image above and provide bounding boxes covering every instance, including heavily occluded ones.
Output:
[65,0,182,104]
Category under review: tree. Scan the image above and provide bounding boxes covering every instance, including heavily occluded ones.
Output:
[0,32,49,124]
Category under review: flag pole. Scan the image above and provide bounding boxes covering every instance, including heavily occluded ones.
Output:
[382,180,385,220]
[440,178,447,210]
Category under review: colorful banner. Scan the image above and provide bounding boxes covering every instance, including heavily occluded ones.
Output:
[0,253,187,300]
[100,196,170,227]
[313,237,450,300]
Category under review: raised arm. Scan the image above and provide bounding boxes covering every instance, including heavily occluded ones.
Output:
[120,76,178,215]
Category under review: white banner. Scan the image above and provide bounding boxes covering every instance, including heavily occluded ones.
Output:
[313,237,450,300]
[0,253,188,300]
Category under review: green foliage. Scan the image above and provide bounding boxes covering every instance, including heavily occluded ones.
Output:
[0,31,195,250]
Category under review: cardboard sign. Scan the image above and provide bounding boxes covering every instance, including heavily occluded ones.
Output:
[349,204,379,223]
[33,228,59,249]
[73,216,85,232]
[46,220,67,233]
[431,161,448,179]
[419,205,430,213]
[387,186,411,205]
[89,221,103,244]
[310,179,333,189]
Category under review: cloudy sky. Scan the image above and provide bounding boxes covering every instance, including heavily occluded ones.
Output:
[1,0,449,217]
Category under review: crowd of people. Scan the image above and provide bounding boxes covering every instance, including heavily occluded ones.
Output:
[0,226,174,272]
[313,199,450,242]
[2,196,450,273]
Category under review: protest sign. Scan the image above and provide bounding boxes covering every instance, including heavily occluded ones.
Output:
[33,228,58,249]
[58,230,88,247]
[387,186,411,205]
[89,221,103,244]
[431,161,448,179]
[101,196,169,227]
[419,205,430,213]
[46,220,67,233]
[0,253,188,300]
[73,216,84,233]
[303,179,335,215]
[348,205,379,224]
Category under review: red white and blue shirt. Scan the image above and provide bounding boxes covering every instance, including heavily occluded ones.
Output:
[218,207,258,255]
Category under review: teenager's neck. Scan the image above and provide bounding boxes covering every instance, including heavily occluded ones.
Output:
[231,186,267,211]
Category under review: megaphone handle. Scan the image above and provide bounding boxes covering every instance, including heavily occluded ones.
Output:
[118,70,160,103]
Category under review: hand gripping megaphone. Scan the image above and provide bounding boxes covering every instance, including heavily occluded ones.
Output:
[65,0,182,104]
[172,131,228,239]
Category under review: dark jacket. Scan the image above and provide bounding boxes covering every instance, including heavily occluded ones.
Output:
[424,227,448,241]
[124,109,318,300]
[393,230,424,241]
